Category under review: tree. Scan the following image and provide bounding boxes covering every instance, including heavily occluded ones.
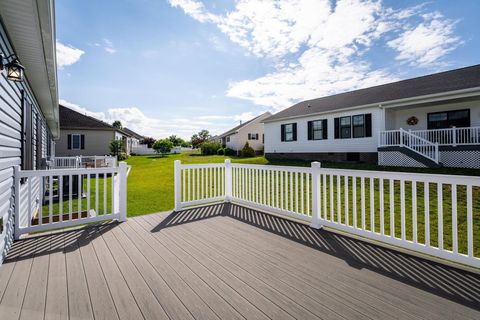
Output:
[112,120,123,129]
[152,139,173,155]
[190,129,211,149]
[168,135,185,147]
[141,137,156,148]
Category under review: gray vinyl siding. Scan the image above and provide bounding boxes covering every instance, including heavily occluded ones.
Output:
[0,21,53,262]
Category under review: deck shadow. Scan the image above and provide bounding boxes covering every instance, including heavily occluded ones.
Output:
[152,202,480,310]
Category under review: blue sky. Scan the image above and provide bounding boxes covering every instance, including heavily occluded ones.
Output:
[56,0,480,139]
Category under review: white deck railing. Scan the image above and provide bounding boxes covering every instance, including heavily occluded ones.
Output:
[411,126,480,146]
[49,156,117,169]
[175,160,480,268]
[13,162,129,238]
[379,128,439,163]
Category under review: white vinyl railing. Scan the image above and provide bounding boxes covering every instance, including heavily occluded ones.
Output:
[174,160,480,268]
[411,126,480,146]
[14,162,129,238]
[50,156,117,169]
[379,128,439,163]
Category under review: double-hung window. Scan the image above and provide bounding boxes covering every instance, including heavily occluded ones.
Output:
[248,133,259,140]
[281,123,297,142]
[307,119,328,140]
[68,134,85,150]
[340,116,352,139]
[353,115,365,138]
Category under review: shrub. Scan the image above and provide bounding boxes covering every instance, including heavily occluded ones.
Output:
[109,139,125,157]
[217,148,225,155]
[200,142,222,155]
[224,148,235,156]
[118,152,128,161]
[153,139,174,155]
[241,142,255,158]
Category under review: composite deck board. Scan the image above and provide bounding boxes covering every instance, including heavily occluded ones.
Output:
[19,234,51,320]
[44,233,68,320]
[77,229,120,320]
[65,231,94,320]
[0,238,38,320]
[173,219,406,320]
[207,212,479,319]
[120,219,243,320]
[211,214,472,319]
[0,204,479,320]
[100,231,170,320]
[89,226,145,320]
[108,226,195,320]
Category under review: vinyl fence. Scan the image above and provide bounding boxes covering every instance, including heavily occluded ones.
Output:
[174,160,480,268]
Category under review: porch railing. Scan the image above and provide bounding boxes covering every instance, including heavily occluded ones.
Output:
[49,156,117,169]
[13,162,129,238]
[174,160,480,268]
[410,126,480,146]
[379,128,439,163]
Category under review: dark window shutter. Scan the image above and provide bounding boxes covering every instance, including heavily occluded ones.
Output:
[322,119,328,139]
[292,123,297,141]
[334,118,340,139]
[247,133,250,140]
[81,134,85,149]
[307,121,312,140]
[365,113,372,137]
[67,134,72,149]
[36,116,42,169]
[281,124,285,141]
[23,101,33,170]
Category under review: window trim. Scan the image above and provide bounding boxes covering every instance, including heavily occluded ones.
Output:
[284,123,294,142]
[308,119,327,140]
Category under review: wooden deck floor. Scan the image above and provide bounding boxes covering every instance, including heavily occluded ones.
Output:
[0,203,479,320]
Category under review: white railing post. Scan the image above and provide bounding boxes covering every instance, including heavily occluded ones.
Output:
[13,166,21,240]
[118,162,128,222]
[452,126,457,147]
[434,143,439,164]
[310,162,322,229]
[224,159,232,202]
[399,128,404,147]
[174,160,182,211]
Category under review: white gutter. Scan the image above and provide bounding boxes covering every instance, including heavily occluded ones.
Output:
[264,87,480,123]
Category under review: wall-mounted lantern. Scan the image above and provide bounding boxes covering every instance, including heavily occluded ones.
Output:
[0,54,25,82]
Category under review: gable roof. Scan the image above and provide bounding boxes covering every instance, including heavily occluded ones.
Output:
[123,127,144,140]
[265,64,480,123]
[60,105,116,131]
[219,112,272,138]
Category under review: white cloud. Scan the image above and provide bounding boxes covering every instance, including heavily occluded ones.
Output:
[56,41,85,68]
[169,0,462,110]
[387,12,460,67]
[102,39,117,54]
[59,99,243,139]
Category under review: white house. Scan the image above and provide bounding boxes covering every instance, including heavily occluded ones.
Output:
[264,65,480,168]
[219,112,272,155]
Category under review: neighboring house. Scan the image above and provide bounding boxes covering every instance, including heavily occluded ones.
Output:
[56,105,131,156]
[219,112,272,155]
[264,65,480,169]
[122,127,144,154]
[0,1,58,259]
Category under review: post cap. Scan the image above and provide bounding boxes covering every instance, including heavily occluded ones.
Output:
[311,161,321,168]
[224,159,231,163]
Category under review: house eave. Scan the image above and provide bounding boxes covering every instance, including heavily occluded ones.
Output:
[0,0,59,138]
[264,87,480,124]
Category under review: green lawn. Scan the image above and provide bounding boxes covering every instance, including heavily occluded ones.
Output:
[125,151,268,216]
